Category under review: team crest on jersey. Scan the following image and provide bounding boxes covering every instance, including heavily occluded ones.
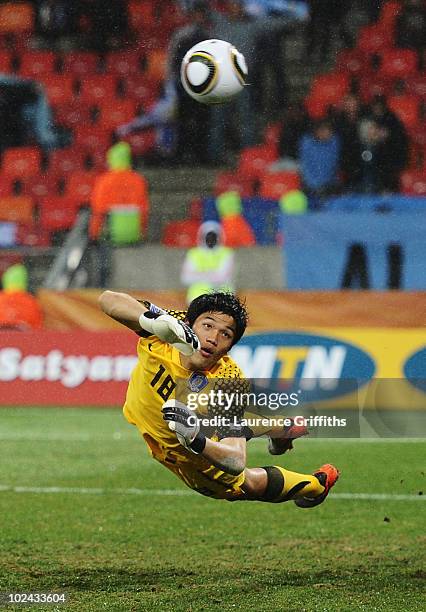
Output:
[188,372,208,392]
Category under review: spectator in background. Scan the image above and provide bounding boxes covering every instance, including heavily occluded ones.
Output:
[0,75,59,150]
[116,79,178,162]
[89,142,149,286]
[117,1,212,164]
[208,0,306,164]
[364,95,408,191]
[395,0,425,56]
[34,0,79,44]
[306,0,351,63]
[270,102,309,171]
[299,119,341,208]
[181,221,235,304]
[78,0,130,51]
[355,118,391,193]
[167,0,212,164]
[0,263,43,330]
[245,1,309,114]
[207,0,257,164]
[331,94,363,191]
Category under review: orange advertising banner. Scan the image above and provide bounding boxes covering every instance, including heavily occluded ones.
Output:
[37,290,426,330]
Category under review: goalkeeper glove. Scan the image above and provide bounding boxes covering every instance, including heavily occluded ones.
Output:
[162,399,206,454]
[139,312,200,355]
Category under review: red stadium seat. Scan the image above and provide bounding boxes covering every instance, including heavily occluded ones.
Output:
[238,146,278,181]
[63,171,97,202]
[304,95,329,119]
[128,0,156,30]
[0,195,34,223]
[39,195,80,231]
[52,102,92,129]
[83,150,107,172]
[1,147,42,177]
[263,122,282,153]
[39,74,75,106]
[406,75,426,100]
[400,170,426,195]
[305,72,351,117]
[310,72,351,105]
[123,75,160,109]
[158,4,185,36]
[78,75,119,104]
[0,50,12,72]
[16,223,51,247]
[357,24,392,56]
[0,2,34,34]
[18,51,57,78]
[259,171,301,200]
[379,48,418,80]
[358,75,393,103]
[407,123,426,167]
[73,126,112,152]
[97,100,137,130]
[379,1,402,28]
[1,33,30,52]
[22,175,62,200]
[144,49,167,82]
[104,51,144,77]
[214,171,254,197]
[388,95,420,130]
[61,52,100,76]
[0,173,22,197]
[335,49,366,76]
[162,219,200,248]
[48,149,86,175]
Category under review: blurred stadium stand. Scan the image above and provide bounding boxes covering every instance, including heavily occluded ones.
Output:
[0,0,423,293]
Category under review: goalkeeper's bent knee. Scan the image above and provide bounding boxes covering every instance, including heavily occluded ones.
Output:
[258,466,324,503]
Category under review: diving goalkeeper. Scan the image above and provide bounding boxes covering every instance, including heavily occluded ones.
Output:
[99,290,339,506]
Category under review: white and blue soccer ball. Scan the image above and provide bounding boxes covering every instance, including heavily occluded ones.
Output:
[180,39,248,105]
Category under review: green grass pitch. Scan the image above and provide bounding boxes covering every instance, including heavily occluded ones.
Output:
[0,408,424,612]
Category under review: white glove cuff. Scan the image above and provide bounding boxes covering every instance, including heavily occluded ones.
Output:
[138,311,157,334]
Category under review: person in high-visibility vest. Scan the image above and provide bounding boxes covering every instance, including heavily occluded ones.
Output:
[181,221,235,304]
[89,141,150,242]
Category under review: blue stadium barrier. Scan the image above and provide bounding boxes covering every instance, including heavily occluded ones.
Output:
[324,194,426,213]
[282,211,426,289]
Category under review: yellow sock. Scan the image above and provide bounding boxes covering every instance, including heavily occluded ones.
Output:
[260,466,324,503]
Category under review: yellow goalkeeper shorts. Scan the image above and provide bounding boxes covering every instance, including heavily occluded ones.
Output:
[143,433,246,501]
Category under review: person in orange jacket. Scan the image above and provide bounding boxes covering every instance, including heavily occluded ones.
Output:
[0,263,43,330]
[89,141,150,241]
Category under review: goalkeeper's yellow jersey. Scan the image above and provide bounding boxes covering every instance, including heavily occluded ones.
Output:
[123,331,246,452]
[122,303,250,500]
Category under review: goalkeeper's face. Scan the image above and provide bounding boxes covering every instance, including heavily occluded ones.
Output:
[184,311,236,371]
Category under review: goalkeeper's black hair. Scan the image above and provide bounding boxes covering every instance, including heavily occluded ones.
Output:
[186,292,248,345]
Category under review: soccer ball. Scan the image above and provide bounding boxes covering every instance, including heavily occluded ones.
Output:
[180,39,247,105]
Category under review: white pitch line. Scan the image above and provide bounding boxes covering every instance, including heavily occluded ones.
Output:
[0,485,424,501]
[0,434,136,441]
[332,493,425,501]
[0,434,425,443]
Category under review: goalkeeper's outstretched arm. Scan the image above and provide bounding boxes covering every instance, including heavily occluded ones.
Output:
[99,290,200,355]
[99,290,149,332]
